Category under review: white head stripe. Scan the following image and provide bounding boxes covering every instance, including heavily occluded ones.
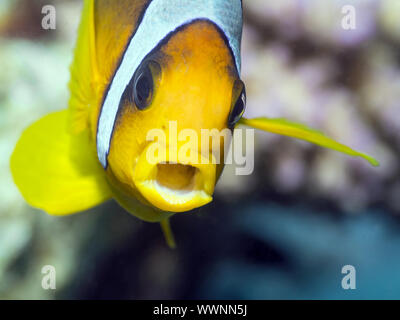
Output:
[97,0,243,167]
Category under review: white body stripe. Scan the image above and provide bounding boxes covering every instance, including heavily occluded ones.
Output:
[97,0,243,167]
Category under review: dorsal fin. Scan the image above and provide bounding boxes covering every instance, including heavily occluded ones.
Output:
[68,0,97,133]
[68,0,151,134]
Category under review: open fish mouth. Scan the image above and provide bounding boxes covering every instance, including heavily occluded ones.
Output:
[133,143,216,212]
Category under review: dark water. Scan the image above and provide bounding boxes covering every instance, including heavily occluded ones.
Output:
[52,199,400,300]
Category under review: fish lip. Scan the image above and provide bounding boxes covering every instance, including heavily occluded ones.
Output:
[132,143,216,213]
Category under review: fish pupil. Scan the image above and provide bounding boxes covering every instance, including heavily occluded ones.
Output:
[137,75,150,101]
[134,65,153,110]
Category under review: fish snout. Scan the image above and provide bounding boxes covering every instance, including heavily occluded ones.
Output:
[133,143,216,212]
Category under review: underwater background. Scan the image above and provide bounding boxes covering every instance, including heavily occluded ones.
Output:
[0,0,399,299]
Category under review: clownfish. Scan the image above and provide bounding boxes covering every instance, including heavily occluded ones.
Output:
[10,0,378,247]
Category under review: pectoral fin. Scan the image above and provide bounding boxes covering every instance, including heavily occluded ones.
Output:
[10,110,112,215]
[239,117,379,167]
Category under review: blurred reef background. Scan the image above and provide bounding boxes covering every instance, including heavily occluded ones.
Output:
[0,0,400,299]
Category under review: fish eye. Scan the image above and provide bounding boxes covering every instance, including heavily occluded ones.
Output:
[228,81,246,128]
[133,62,154,110]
